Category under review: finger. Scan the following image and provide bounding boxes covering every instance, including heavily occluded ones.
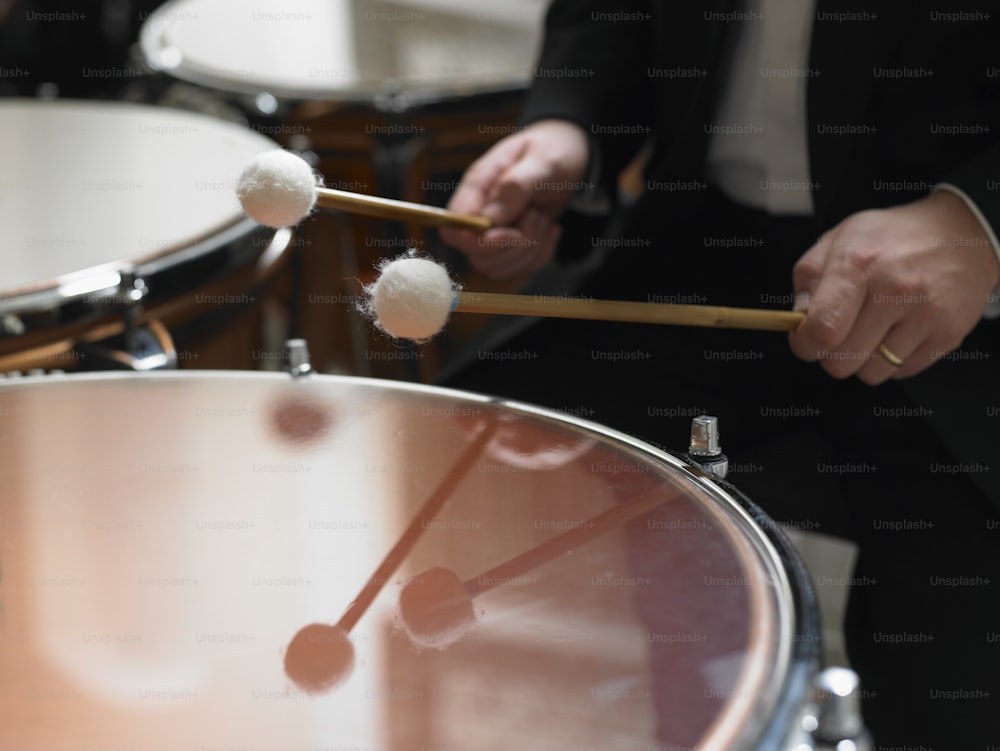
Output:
[479,208,549,255]
[484,154,566,225]
[816,293,905,379]
[791,230,835,308]
[438,225,498,260]
[447,216,539,261]
[438,226,483,256]
[441,138,529,254]
[789,241,870,363]
[856,329,929,386]
[505,210,558,275]
[451,136,528,212]
[468,250,536,281]
[787,232,833,353]
[456,229,518,273]
[899,336,955,380]
[466,212,559,280]
[854,297,940,383]
[492,244,556,280]
[443,137,529,233]
[465,229,535,279]
[516,205,548,242]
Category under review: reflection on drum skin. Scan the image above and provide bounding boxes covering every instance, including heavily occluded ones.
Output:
[286,415,497,694]
[0,100,293,373]
[0,370,835,750]
[395,483,675,651]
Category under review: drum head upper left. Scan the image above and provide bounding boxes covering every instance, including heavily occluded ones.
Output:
[0,100,278,298]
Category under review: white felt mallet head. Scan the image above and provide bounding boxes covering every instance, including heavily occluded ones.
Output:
[362,253,460,342]
[237,150,319,228]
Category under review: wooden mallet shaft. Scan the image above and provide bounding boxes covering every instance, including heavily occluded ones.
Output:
[336,420,496,633]
[464,487,682,599]
[315,187,492,231]
[455,291,805,332]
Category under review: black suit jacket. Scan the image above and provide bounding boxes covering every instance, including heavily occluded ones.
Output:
[519,0,1000,501]
[524,0,1000,225]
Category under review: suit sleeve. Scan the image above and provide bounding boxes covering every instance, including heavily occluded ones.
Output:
[520,1,656,193]
[935,146,1000,318]
[938,143,1000,234]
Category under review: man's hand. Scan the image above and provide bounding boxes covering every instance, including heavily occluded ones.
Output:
[789,190,1000,384]
[439,119,590,280]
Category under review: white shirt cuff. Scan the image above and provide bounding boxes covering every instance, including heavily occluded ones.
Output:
[933,182,1000,319]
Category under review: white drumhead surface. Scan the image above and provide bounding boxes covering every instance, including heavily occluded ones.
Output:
[143,0,544,99]
[0,101,278,297]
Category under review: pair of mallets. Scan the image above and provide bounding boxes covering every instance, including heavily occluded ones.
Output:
[236,150,803,343]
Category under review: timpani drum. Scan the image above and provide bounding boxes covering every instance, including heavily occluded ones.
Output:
[0,100,292,372]
[0,368,855,750]
[138,0,546,377]
[140,0,543,106]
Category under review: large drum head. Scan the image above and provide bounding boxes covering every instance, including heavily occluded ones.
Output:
[0,373,818,750]
[0,100,279,323]
[141,0,543,103]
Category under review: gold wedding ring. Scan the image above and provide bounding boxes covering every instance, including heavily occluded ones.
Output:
[877,342,905,367]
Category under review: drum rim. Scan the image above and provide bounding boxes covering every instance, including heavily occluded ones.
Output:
[0,219,272,307]
[0,369,822,747]
[707,469,823,750]
[139,0,534,106]
[0,100,289,331]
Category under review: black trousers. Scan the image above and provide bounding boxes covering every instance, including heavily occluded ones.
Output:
[439,188,1000,748]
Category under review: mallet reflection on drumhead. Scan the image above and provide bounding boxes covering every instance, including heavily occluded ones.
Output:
[360,253,806,342]
[283,419,496,693]
[237,149,492,231]
[398,486,682,650]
